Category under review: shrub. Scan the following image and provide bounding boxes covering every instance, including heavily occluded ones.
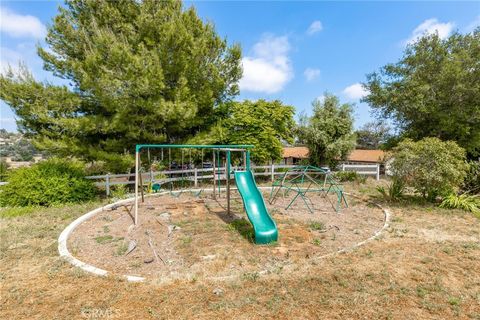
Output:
[0,160,8,181]
[110,184,128,200]
[334,171,366,183]
[440,194,479,216]
[0,158,96,207]
[376,178,405,202]
[389,138,468,201]
[461,161,480,194]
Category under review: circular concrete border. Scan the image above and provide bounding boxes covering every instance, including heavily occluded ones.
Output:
[58,188,391,283]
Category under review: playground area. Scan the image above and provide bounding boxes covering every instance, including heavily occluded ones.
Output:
[67,189,385,281]
[61,144,385,281]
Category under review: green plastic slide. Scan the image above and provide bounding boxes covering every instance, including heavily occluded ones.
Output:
[234,170,278,244]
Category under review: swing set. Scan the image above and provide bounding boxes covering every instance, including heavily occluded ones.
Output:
[134,144,254,225]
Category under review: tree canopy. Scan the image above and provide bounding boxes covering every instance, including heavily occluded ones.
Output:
[189,100,295,164]
[300,94,356,167]
[363,29,480,158]
[0,0,242,172]
[355,120,392,150]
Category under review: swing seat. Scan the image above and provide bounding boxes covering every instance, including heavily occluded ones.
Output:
[170,191,182,198]
[151,183,162,193]
[191,189,203,197]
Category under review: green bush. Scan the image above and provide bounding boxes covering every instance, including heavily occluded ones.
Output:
[334,171,366,183]
[440,194,479,217]
[0,160,9,181]
[0,158,97,207]
[110,184,128,200]
[389,138,468,201]
[376,178,405,202]
[461,161,480,194]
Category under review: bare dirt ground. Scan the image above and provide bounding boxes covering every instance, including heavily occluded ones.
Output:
[1,180,480,319]
[68,190,384,282]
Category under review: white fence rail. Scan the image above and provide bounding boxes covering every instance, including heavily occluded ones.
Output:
[340,163,380,181]
[89,163,380,196]
[86,164,296,195]
[0,163,381,195]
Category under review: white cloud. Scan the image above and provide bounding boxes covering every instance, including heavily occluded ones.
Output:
[465,15,480,33]
[0,7,46,39]
[343,83,369,100]
[405,18,455,45]
[303,68,320,82]
[307,20,323,35]
[239,34,293,94]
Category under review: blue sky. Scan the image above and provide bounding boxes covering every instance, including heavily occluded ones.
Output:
[1,1,479,132]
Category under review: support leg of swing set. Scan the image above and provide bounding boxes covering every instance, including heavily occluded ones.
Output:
[212,150,216,200]
[134,150,139,225]
[226,150,231,215]
[217,150,221,196]
[139,169,144,203]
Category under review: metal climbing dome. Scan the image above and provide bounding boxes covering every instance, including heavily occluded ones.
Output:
[269,165,348,213]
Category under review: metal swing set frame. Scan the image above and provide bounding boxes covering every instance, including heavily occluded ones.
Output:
[134,144,254,225]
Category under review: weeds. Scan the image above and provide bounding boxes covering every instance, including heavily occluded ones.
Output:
[94,235,114,244]
[114,242,129,256]
[110,184,128,200]
[228,219,254,242]
[181,236,192,245]
[309,221,326,231]
[94,235,123,244]
[0,206,37,218]
[439,194,480,216]
[376,178,405,202]
[242,272,259,282]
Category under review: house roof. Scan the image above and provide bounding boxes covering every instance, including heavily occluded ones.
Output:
[347,149,385,163]
[282,147,386,163]
[282,146,309,159]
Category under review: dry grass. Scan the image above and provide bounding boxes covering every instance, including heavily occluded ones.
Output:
[1,182,480,319]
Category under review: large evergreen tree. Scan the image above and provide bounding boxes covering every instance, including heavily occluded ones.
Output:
[0,0,242,172]
[363,29,480,158]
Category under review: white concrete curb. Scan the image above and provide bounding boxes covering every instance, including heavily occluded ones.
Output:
[58,188,391,283]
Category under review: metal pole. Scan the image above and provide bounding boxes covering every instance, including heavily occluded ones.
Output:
[217,150,221,195]
[227,150,231,214]
[194,167,198,187]
[243,151,246,170]
[213,151,216,200]
[271,160,274,182]
[106,173,110,197]
[376,164,380,181]
[134,150,139,225]
[246,150,251,171]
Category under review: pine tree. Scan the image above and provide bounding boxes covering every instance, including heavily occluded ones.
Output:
[0,0,242,172]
